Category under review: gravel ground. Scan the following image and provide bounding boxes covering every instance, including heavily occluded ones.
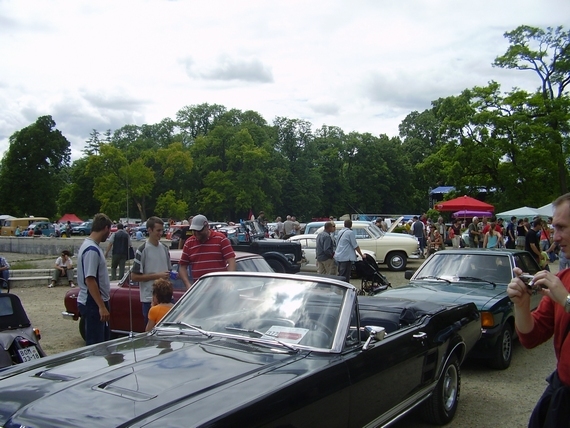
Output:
[4,251,560,427]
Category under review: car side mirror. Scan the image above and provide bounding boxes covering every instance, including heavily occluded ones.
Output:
[362,325,386,350]
[404,270,415,280]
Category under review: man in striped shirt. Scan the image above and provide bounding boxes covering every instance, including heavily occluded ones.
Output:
[179,215,236,290]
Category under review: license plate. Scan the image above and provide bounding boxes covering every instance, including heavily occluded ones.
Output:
[18,346,41,362]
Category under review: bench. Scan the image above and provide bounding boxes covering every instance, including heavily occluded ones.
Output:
[7,268,111,289]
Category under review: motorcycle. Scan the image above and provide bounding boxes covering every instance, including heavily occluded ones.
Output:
[0,293,46,368]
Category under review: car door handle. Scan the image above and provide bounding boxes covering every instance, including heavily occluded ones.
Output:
[413,332,428,341]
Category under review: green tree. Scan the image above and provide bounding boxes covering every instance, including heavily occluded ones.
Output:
[0,116,70,217]
[57,158,100,217]
[273,117,322,220]
[155,190,188,220]
[493,25,570,194]
[176,103,227,145]
[313,126,350,217]
[86,144,155,220]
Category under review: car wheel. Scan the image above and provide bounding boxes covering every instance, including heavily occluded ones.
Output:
[421,353,460,425]
[386,251,407,271]
[79,317,86,342]
[488,323,513,370]
[79,230,85,236]
[267,259,286,273]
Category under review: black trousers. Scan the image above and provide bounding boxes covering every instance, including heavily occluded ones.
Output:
[529,370,570,428]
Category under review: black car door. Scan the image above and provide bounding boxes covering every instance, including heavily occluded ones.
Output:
[342,303,434,427]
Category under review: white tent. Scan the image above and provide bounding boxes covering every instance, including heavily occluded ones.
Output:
[496,206,540,219]
[536,203,553,217]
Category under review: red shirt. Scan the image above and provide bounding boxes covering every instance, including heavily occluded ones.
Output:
[180,231,235,280]
[482,224,502,234]
[518,269,570,385]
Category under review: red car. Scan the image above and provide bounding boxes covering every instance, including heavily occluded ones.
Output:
[62,250,274,340]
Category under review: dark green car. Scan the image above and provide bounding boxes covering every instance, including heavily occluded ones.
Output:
[382,249,543,369]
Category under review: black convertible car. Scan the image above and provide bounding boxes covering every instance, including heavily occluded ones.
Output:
[0,272,480,427]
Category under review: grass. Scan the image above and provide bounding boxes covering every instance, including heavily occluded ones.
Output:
[10,261,39,270]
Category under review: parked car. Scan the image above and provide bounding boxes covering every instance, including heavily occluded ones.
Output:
[0,293,46,368]
[131,223,148,237]
[313,220,420,271]
[9,272,480,427]
[27,221,56,237]
[382,248,543,369]
[71,221,93,236]
[288,233,376,274]
[59,221,82,237]
[63,250,275,338]
[1,217,50,236]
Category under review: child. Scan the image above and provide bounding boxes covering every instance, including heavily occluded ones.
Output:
[145,279,174,331]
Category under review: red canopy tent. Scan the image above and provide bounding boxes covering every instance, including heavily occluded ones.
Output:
[435,195,494,212]
[58,213,83,223]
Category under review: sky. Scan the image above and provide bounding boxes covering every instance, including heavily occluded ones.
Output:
[1,0,569,161]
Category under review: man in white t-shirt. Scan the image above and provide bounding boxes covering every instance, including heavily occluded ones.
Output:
[131,216,171,326]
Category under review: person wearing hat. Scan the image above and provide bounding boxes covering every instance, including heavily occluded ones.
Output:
[178,215,236,289]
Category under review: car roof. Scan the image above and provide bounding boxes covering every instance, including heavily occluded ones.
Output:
[289,233,319,239]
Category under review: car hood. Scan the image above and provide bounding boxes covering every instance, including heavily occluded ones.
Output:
[382,281,507,311]
[0,334,313,427]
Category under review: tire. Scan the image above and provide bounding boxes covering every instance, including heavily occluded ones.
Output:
[422,353,460,425]
[79,317,86,342]
[386,251,407,271]
[488,323,513,370]
[267,259,286,273]
[79,230,85,236]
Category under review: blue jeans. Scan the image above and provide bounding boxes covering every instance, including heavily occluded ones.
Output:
[1,270,8,288]
[142,302,152,326]
[337,261,352,283]
[78,298,110,345]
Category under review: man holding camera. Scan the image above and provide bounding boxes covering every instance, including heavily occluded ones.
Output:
[507,194,570,427]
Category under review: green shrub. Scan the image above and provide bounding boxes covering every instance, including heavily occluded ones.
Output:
[10,261,35,270]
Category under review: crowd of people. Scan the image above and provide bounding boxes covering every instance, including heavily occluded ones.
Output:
[407,213,559,265]
[71,213,236,346]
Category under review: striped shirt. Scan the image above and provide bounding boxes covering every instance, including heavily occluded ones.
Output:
[180,231,235,280]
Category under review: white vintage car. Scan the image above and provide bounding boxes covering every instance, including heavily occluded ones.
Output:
[288,234,376,272]
[312,221,419,271]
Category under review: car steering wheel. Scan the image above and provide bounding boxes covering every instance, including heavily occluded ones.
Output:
[300,319,334,339]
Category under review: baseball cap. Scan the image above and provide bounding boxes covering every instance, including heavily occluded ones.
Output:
[189,214,209,231]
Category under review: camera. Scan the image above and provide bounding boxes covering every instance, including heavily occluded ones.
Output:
[519,274,535,287]
[520,274,544,290]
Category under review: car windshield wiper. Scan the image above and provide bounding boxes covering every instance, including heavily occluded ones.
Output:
[416,275,451,283]
[455,276,497,288]
[225,326,298,352]
[158,321,212,337]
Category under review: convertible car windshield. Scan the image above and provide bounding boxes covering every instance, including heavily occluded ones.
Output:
[157,273,348,350]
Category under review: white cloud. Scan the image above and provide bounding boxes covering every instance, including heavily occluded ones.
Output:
[0,0,568,159]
